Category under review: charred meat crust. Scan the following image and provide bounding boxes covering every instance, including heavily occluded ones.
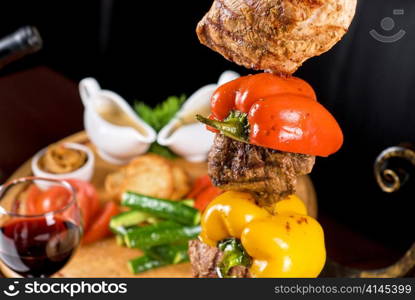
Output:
[197,0,357,74]
[208,134,315,206]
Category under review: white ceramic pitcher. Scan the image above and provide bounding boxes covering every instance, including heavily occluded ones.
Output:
[157,71,240,162]
[79,78,157,165]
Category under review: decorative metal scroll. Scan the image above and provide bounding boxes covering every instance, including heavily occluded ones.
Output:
[322,145,415,277]
[374,146,415,193]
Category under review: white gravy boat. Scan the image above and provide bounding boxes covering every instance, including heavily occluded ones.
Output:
[79,78,157,165]
[157,71,240,162]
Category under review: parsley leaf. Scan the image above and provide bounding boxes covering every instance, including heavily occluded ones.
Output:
[134,95,186,159]
[135,95,186,132]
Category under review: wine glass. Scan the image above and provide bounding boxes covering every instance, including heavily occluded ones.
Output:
[0,177,82,278]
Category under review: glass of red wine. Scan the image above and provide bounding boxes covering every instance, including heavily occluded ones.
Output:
[0,177,82,278]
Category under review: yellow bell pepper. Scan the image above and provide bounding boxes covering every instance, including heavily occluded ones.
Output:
[200,191,269,246]
[200,191,326,278]
[273,194,308,215]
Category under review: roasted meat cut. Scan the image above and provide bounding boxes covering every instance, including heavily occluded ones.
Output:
[197,0,357,74]
[188,239,251,278]
[208,134,315,207]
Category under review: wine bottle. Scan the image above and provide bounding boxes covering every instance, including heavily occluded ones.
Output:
[0,26,43,69]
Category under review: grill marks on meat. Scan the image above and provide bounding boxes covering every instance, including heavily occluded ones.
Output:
[188,239,251,278]
[208,134,315,207]
[197,0,357,74]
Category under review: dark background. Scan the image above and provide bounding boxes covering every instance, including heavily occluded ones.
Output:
[0,0,414,256]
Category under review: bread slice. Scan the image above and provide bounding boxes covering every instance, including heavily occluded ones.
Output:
[170,165,191,200]
[121,154,174,199]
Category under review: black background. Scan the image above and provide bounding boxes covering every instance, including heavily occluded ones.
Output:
[0,0,414,252]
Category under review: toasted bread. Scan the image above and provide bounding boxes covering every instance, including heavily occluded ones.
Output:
[170,165,191,200]
[105,168,126,199]
[121,154,174,199]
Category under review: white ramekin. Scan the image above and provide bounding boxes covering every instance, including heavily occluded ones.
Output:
[31,142,95,190]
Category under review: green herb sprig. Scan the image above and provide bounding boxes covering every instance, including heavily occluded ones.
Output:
[134,95,186,158]
[135,95,186,132]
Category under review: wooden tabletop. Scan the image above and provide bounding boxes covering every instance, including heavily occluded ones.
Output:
[0,66,411,277]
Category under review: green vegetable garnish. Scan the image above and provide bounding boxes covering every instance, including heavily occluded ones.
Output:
[124,222,201,249]
[135,94,186,159]
[217,238,252,278]
[122,191,201,226]
[128,244,189,274]
[135,94,186,132]
[110,210,152,232]
[128,255,168,274]
[196,110,249,143]
[146,244,189,264]
[147,142,177,159]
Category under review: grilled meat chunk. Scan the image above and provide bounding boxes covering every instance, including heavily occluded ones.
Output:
[188,239,251,278]
[208,134,315,207]
[197,0,357,74]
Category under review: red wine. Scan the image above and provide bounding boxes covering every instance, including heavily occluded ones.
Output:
[0,217,80,277]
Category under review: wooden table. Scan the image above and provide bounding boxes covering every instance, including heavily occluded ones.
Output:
[0,66,411,277]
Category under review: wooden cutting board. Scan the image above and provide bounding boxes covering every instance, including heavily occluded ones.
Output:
[1,132,317,278]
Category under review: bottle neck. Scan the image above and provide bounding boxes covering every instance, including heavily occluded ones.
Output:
[0,26,43,69]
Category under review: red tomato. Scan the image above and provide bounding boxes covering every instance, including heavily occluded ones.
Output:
[195,186,222,212]
[211,73,316,121]
[66,179,100,231]
[248,95,344,157]
[26,184,42,215]
[35,186,71,214]
[26,185,71,215]
[82,202,119,244]
[187,175,212,199]
[24,181,101,233]
[187,175,223,211]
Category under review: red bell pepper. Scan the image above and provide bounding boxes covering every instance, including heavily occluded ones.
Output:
[82,201,120,244]
[198,73,343,157]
